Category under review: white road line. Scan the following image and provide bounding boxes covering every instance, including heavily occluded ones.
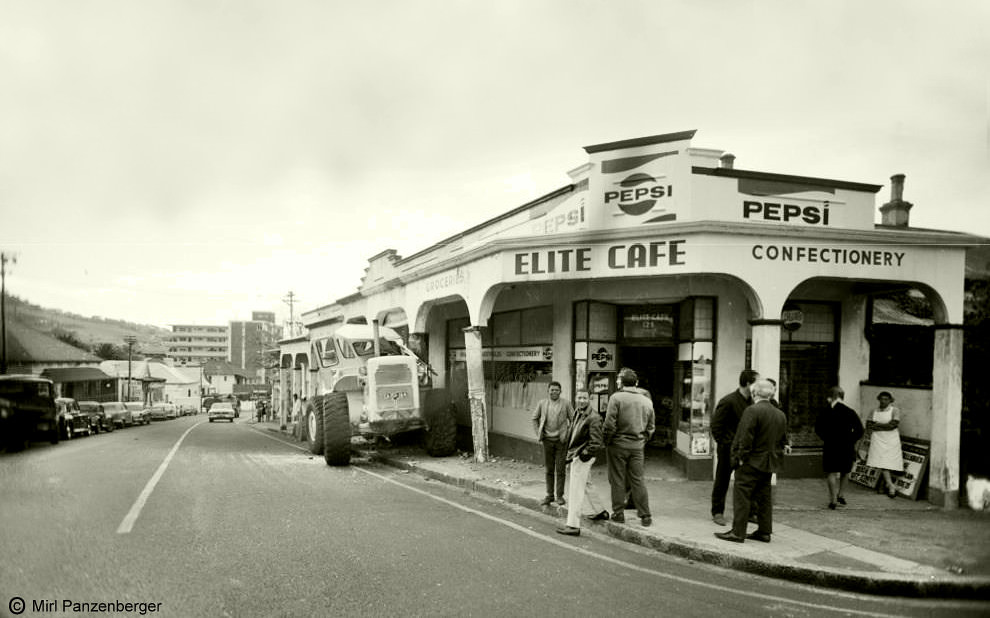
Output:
[116,421,204,534]
[251,427,984,615]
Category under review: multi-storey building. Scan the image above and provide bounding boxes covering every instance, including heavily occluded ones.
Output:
[229,312,283,381]
[166,324,229,366]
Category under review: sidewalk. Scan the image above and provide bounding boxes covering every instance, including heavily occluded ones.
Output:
[252,419,990,598]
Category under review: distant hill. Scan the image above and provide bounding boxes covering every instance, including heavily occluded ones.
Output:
[3,295,169,356]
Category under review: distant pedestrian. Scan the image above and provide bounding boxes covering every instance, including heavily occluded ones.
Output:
[556,390,608,536]
[815,386,864,509]
[292,394,301,422]
[715,379,789,544]
[532,381,574,506]
[710,369,759,526]
[603,368,655,527]
[866,391,903,498]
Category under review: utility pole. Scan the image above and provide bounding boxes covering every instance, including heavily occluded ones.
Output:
[124,335,137,401]
[1,252,16,375]
[282,291,298,337]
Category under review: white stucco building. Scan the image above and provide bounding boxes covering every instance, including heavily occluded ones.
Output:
[279,130,983,507]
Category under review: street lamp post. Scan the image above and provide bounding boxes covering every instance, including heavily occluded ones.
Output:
[1,252,16,375]
[124,335,137,401]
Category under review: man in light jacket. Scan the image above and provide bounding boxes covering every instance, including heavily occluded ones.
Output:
[603,368,655,527]
[556,390,608,536]
[532,381,574,506]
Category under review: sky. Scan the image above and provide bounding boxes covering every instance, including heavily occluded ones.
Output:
[1,0,988,330]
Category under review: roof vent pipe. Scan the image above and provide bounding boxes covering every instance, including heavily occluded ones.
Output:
[879,173,913,227]
[719,153,735,169]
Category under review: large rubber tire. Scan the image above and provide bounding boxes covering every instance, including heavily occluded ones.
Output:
[322,392,351,466]
[307,396,324,455]
[423,389,457,457]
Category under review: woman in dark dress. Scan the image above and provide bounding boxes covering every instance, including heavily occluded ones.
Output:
[815,386,865,509]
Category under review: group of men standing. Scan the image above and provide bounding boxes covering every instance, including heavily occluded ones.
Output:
[534,366,791,544]
[532,367,655,537]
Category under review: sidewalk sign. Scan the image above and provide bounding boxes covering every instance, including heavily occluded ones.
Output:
[848,435,930,500]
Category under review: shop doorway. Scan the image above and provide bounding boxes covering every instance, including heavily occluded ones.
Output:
[618,345,675,448]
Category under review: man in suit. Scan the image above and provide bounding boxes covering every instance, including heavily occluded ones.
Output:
[710,369,759,526]
[715,379,790,543]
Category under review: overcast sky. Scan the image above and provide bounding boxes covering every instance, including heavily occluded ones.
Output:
[1,1,988,330]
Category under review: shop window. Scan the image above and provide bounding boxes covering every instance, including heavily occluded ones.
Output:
[622,305,675,342]
[588,302,617,340]
[574,302,588,340]
[446,317,469,349]
[521,306,553,344]
[867,291,934,386]
[492,311,521,346]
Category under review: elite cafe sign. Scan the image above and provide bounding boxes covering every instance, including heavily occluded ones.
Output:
[585,131,695,230]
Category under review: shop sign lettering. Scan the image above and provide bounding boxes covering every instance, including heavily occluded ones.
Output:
[533,204,585,235]
[449,346,553,363]
[513,240,687,276]
[424,269,467,293]
[743,200,831,225]
[752,244,905,266]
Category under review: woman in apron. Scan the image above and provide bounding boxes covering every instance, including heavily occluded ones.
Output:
[866,391,903,498]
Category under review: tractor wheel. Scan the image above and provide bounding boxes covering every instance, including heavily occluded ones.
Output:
[307,396,324,455]
[322,392,351,466]
[423,389,457,457]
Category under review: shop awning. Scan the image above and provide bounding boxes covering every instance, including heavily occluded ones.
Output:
[41,367,114,383]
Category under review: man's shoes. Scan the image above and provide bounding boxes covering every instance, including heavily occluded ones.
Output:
[540,496,553,506]
[746,531,771,543]
[641,516,652,527]
[712,513,728,526]
[828,502,837,510]
[714,531,744,543]
[610,513,625,524]
[556,526,581,536]
[555,497,566,506]
[837,496,847,506]
[588,510,610,521]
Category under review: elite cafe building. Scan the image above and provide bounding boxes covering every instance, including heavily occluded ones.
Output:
[285,130,982,507]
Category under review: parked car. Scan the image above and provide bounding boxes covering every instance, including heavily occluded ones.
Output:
[0,375,59,451]
[124,402,151,425]
[102,401,132,429]
[207,402,236,423]
[148,404,169,421]
[162,403,179,419]
[55,397,91,439]
[77,401,114,433]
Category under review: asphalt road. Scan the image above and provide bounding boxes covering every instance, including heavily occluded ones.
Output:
[1,416,987,617]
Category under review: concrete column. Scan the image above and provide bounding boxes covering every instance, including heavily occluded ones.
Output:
[748,320,782,383]
[930,325,964,508]
[463,325,489,463]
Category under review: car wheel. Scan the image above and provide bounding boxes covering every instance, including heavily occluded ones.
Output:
[209,418,214,423]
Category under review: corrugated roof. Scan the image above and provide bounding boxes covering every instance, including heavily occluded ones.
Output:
[41,367,113,382]
[873,298,933,326]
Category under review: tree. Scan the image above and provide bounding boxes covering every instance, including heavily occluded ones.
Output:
[52,327,88,351]
[92,342,125,360]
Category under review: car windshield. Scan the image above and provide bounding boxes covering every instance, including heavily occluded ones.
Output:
[350,338,403,357]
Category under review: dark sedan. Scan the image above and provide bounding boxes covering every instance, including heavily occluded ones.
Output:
[55,398,92,439]
[0,375,59,451]
[78,401,114,433]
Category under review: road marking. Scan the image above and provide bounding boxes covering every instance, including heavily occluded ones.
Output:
[117,421,204,534]
[249,427,985,614]
[353,465,959,617]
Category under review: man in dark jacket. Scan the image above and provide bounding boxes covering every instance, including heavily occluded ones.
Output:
[715,379,789,544]
[815,386,864,509]
[556,390,608,536]
[603,368,655,527]
[710,369,759,526]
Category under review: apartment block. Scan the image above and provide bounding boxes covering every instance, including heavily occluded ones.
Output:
[166,324,229,366]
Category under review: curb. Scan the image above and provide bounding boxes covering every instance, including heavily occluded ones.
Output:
[371,453,990,600]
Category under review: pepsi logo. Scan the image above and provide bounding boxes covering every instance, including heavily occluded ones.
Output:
[591,347,613,368]
[604,174,672,217]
